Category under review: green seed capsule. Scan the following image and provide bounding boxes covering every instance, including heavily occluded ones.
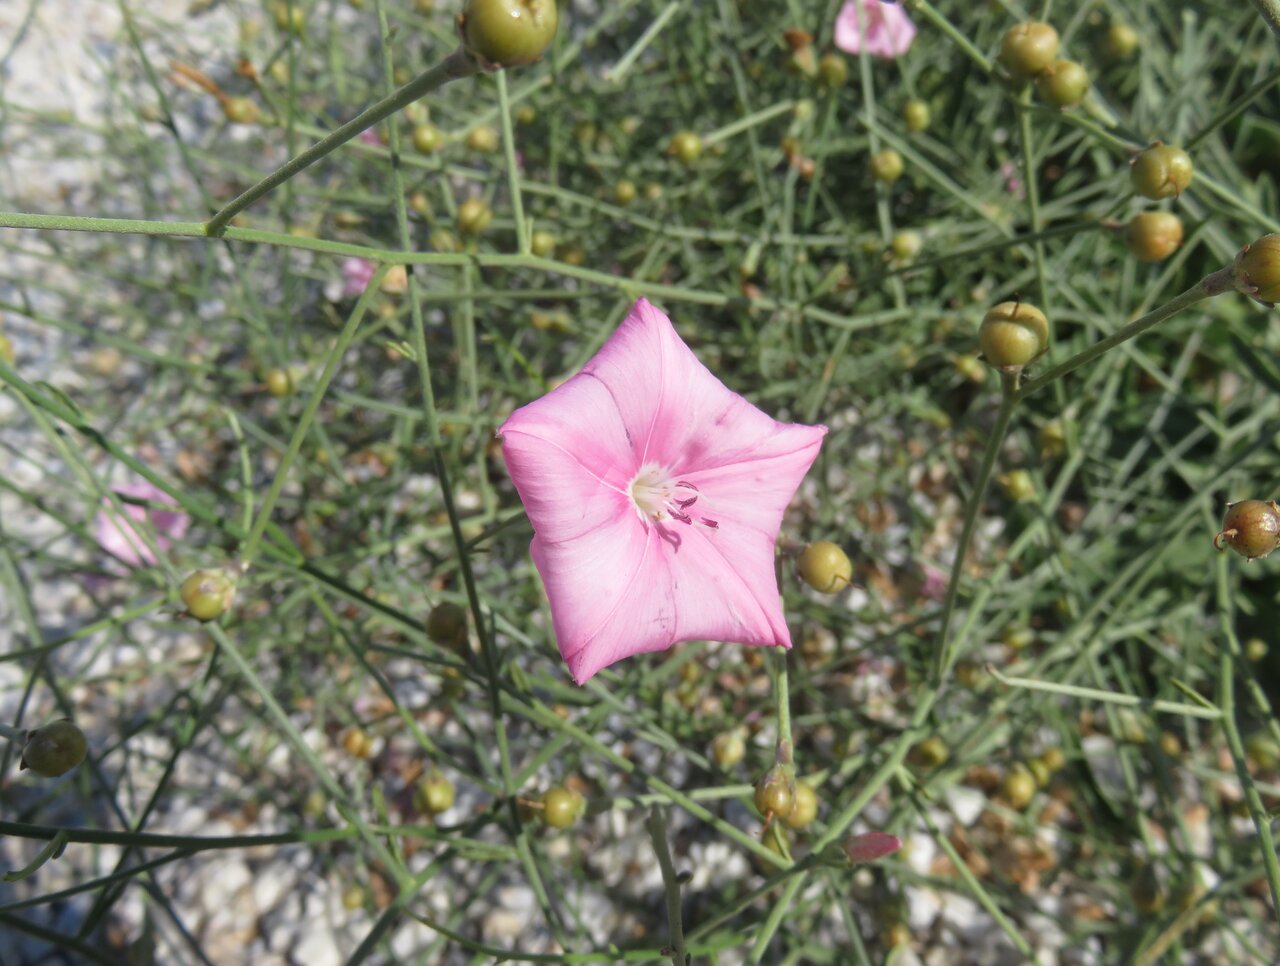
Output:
[902,99,931,132]
[412,123,444,155]
[1124,211,1184,262]
[754,764,796,818]
[265,367,294,397]
[817,53,848,90]
[1103,22,1138,60]
[21,719,88,778]
[999,21,1060,82]
[1001,765,1037,809]
[1234,234,1280,305]
[711,730,746,768]
[180,569,236,622]
[541,785,584,828]
[869,148,904,184]
[910,736,948,770]
[426,601,468,650]
[781,781,819,830]
[461,0,559,68]
[530,230,557,258]
[457,197,492,236]
[1035,59,1089,107]
[414,768,456,815]
[797,541,852,593]
[613,179,638,206]
[669,130,703,166]
[979,301,1050,370]
[465,125,499,153]
[1130,143,1193,199]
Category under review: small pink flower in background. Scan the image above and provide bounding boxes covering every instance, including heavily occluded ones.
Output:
[340,257,376,298]
[358,128,382,146]
[842,831,902,864]
[919,563,947,601]
[999,160,1026,199]
[96,481,190,569]
[499,299,827,685]
[834,0,916,59]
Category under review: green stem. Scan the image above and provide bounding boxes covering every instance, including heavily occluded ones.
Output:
[931,373,1020,684]
[495,70,529,253]
[646,808,689,966]
[204,49,478,236]
[1017,267,1235,399]
[1252,0,1280,41]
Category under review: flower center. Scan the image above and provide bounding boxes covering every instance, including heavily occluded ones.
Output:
[628,463,718,530]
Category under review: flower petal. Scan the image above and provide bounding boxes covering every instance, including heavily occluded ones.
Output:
[835,0,916,59]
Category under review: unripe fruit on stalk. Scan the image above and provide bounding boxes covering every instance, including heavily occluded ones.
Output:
[457,197,492,236]
[668,130,703,166]
[426,601,468,650]
[979,301,1049,370]
[891,230,923,261]
[1234,234,1280,305]
[1130,143,1193,199]
[412,123,444,155]
[1001,765,1037,809]
[530,230,557,257]
[541,785,584,828]
[797,541,852,593]
[817,53,848,90]
[1124,211,1184,262]
[870,148,904,184]
[902,99,930,132]
[1035,59,1089,107]
[781,781,819,830]
[265,367,294,397]
[180,569,236,622]
[613,179,638,206]
[21,720,87,777]
[223,97,260,125]
[414,768,456,815]
[999,470,1036,503]
[465,125,499,153]
[754,764,796,818]
[1215,499,1280,561]
[999,21,1060,82]
[1103,22,1138,61]
[459,0,558,68]
[910,736,948,769]
[711,730,746,768]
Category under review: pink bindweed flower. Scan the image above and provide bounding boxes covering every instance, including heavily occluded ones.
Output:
[498,299,827,685]
[95,481,190,569]
[834,0,916,59]
[358,128,383,146]
[340,257,377,298]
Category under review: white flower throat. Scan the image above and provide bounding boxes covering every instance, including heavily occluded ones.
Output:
[628,463,718,530]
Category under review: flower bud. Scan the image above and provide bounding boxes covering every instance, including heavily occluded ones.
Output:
[1214,499,1280,561]
[1130,143,1193,199]
[541,785,584,829]
[414,768,456,815]
[979,301,1049,370]
[754,763,796,818]
[999,21,1060,82]
[780,781,818,830]
[869,148,904,184]
[20,719,88,778]
[1035,59,1089,107]
[840,831,902,864]
[1124,211,1184,262]
[903,99,930,132]
[668,130,703,166]
[1233,234,1280,305]
[459,0,558,68]
[797,540,852,593]
[180,569,236,622]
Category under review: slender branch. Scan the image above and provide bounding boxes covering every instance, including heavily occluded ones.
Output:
[204,49,478,236]
[646,808,689,966]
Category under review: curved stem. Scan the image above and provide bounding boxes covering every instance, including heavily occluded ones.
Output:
[204,49,478,236]
[646,808,689,966]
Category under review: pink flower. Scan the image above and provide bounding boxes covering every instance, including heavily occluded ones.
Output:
[95,481,190,569]
[340,257,376,298]
[358,128,383,146]
[498,299,826,684]
[841,831,902,864]
[834,0,916,59]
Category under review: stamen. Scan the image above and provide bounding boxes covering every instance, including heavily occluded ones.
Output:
[627,464,719,536]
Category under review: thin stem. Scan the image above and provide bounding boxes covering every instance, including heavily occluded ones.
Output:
[931,373,1020,684]
[495,70,529,253]
[646,808,689,966]
[204,50,478,236]
[1017,267,1235,399]
[774,646,792,756]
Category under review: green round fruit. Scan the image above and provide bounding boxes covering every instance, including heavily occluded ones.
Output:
[1035,59,1089,107]
[541,785,584,828]
[797,541,852,593]
[1234,234,1280,304]
[903,99,931,132]
[461,0,559,67]
[530,230,557,257]
[412,123,444,155]
[891,230,923,261]
[613,179,638,206]
[754,766,796,818]
[21,719,88,778]
[1001,765,1037,809]
[1124,211,1184,262]
[265,367,294,397]
[870,148,904,184]
[414,768,456,815]
[457,197,492,236]
[999,21,1060,81]
[426,601,468,650]
[180,569,235,622]
[669,130,703,166]
[1130,143,1193,199]
[711,730,746,769]
[1103,22,1138,60]
[465,125,499,153]
[781,781,818,830]
[978,301,1049,369]
[817,53,848,90]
